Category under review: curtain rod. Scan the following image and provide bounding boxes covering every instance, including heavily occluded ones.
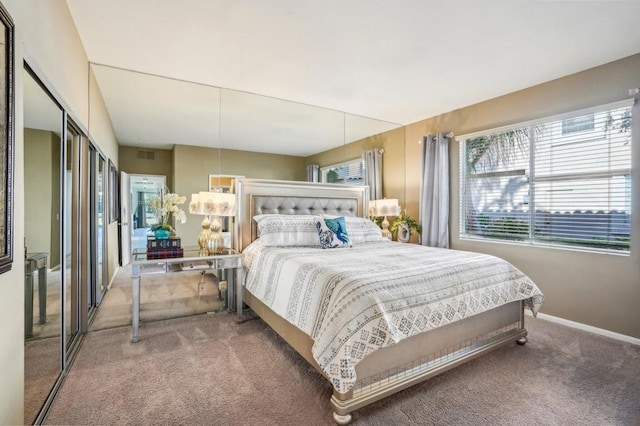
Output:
[417,132,454,144]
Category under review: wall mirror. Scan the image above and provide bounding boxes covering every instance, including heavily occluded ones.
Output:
[91,63,403,164]
[90,63,407,250]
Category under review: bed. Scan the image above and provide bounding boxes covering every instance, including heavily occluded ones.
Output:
[235,178,544,424]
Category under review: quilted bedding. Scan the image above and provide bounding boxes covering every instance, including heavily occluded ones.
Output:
[242,239,544,393]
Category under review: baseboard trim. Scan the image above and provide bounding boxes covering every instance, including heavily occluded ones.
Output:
[526,310,640,346]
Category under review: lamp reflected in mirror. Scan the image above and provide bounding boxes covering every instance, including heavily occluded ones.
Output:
[189,191,236,254]
[370,199,401,240]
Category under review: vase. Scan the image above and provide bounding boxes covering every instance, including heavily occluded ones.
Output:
[397,223,411,243]
[154,228,171,240]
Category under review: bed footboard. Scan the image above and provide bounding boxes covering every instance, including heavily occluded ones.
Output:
[330,301,526,422]
[244,286,526,425]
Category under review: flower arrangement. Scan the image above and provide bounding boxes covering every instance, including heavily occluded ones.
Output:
[148,191,187,235]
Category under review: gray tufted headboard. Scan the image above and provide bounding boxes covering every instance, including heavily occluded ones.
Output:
[235,179,369,252]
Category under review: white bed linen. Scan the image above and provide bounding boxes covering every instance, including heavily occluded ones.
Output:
[243,239,544,393]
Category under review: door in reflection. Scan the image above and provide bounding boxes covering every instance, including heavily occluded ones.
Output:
[23,66,63,424]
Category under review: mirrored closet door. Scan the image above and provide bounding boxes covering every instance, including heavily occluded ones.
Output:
[23,63,91,425]
[23,65,63,425]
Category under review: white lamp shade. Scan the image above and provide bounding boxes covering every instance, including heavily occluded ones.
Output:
[189,191,236,216]
[369,199,401,216]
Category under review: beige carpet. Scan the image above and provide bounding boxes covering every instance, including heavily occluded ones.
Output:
[26,263,227,423]
[44,312,639,425]
[24,337,61,425]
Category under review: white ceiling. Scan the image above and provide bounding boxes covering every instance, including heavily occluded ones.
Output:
[66,0,640,155]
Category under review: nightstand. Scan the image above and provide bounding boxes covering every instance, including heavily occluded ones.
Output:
[130,247,242,342]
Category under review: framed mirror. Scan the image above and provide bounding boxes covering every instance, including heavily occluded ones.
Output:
[0,3,14,274]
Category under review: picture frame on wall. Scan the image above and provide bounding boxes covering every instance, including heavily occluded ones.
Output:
[0,3,14,274]
[108,159,119,223]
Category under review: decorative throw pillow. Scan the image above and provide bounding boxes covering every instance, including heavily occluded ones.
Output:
[254,214,320,247]
[314,216,351,249]
[322,215,384,244]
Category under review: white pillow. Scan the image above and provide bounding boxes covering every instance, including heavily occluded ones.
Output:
[322,215,384,243]
[254,214,320,247]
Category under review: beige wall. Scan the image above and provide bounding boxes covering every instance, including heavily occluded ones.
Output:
[401,54,640,338]
[172,145,306,244]
[119,146,173,183]
[305,54,640,339]
[0,1,120,423]
[0,2,24,417]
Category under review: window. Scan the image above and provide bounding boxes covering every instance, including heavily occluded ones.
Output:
[460,100,633,253]
[321,158,365,185]
[562,114,594,134]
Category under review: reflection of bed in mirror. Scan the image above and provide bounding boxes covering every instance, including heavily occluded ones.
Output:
[236,179,544,424]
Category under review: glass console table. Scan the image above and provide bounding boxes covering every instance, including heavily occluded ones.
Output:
[130,246,242,343]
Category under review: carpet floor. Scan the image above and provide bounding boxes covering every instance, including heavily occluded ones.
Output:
[43,312,639,425]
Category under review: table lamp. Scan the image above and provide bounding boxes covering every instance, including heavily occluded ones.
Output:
[189,191,236,254]
[369,199,400,240]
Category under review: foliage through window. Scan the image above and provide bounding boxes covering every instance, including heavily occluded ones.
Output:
[459,100,633,253]
[321,158,365,185]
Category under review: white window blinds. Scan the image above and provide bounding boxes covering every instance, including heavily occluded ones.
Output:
[321,158,365,185]
[460,100,633,253]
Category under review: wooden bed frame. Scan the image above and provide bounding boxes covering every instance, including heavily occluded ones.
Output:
[235,178,528,425]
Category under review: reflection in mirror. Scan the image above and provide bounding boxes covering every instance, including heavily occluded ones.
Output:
[343,117,407,208]
[207,174,243,250]
[89,151,107,310]
[90,64,221,149]
[87,63,411,333]
[91,63,406,246]
[23,66,63,424]
[65,122,81,349]
[219,87,344,156]
[92,63,403,166]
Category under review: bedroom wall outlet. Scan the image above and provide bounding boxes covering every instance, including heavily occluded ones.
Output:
[629,88,640,96]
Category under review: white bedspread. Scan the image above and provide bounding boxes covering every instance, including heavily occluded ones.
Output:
[243,240,544,393]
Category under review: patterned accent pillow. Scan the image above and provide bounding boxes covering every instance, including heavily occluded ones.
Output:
[314,216,351,249]
[254,214,320,247]
[322,215,384,244]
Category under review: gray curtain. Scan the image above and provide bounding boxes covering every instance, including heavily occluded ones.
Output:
[419,132,450,248]
[364,149,383,201]
[307,164,320,182]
